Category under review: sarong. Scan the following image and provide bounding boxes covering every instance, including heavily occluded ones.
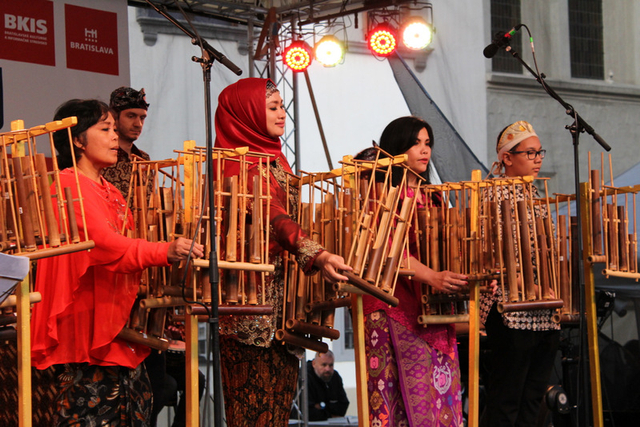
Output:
[220,336,299,427]
[365,310,463,427]
[54,363,152,427]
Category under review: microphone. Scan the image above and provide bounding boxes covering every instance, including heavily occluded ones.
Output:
[483,24,523,58]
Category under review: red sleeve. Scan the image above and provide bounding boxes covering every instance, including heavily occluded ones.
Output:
[67,172,171,272]
[248,165,324,273]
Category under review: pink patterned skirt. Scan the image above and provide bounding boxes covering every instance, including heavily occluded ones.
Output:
[365,310,463,427]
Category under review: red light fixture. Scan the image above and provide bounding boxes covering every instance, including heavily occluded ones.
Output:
[283,41,313,72]
[367,24,398,57]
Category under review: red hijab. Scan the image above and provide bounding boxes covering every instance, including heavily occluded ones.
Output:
[214,78,291,177]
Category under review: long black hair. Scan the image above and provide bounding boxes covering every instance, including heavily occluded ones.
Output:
[378,116,434,186]
[52,99,113,169]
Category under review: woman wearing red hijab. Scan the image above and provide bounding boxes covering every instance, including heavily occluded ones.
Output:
[214,78,351,426]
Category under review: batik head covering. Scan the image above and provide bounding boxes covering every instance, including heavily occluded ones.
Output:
[214,78,291,177]
[496,120,537,159]
[109,87,149,113]
[490,120,538,176]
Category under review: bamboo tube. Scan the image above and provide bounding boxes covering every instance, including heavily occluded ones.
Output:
[379,194,413,292]
[305,297,352,313]
[429,206,440,270]
[570,217,580,315]
[449,207,462,273]
[22,157,42,239]
[343,271,399,307]
[418,314,470,325]
[342,188,354,259]
[246,271,258,305]
[163,285,201,298]
[501,199,519,302]
[12,157,36,250]
[617,206,628,271]
[35,153,60,247]
[309,205,323,324]
[517,200,536,301]
[223,269,239,304]
[22,240,94,260]
[364,186,398,283]
[499,299,564,313]
[191,259,274,272]
[416,207,428,264]
[536,217,552,300]
[117,327,170,351]
[224,176,238,261]
[249,175,262,263]
[591,170,603,255]
[607,203,618,270]
[321,194,337,329]
[558,215,571,314]
[352,213,372,275]
[139,295,188,309]
[64,187,80,243]
[0,292,41,308]
[285,318,340,340]
[275,329,329,353]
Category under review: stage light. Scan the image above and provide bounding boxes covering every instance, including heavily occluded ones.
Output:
[401,17,433,50]
[367,24,397,57]
[314,35,344,67]
[283,41,313,72]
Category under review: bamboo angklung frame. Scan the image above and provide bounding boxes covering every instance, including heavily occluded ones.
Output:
[120,147,278,350]
[275,150,420,352]
[586,153,639,281]
[478,177,565,315]
[0,117,95,260]
[277,171,347,353]
[415,181,499,326]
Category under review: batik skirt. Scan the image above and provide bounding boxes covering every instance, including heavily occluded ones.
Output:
[220,336,299,427]
[53,363,152,426]
[365,310,463,427]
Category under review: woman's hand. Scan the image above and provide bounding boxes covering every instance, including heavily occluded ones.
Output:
[488,279,499,295]
[313,251,352,284]
[427,270,468,294]
[167,237,204,263]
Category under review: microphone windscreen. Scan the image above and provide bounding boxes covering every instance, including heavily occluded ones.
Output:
[483,43,499,58]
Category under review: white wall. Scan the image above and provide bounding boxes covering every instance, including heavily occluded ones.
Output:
[127,1,490,175]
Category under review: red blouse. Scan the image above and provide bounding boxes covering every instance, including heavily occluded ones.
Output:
[31,169,171,369]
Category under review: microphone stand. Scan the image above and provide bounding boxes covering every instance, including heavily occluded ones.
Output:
[144,2,242,427]
[498,43,610,427]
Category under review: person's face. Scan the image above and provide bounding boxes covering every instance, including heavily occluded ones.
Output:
[312,353,335,383]
[502,136,543,178]
[405,127,432,179]
[115,108,147,143]
[75,113,119,169]
[265,91,286,138]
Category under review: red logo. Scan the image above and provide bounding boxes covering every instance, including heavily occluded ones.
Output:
[65,4,119,75]
[0,0,55,66]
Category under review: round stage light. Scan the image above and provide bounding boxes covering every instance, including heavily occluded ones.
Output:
[401,17,433,50]
[367,24,397,57]
[314,35,344,67]
[283,41,313,72]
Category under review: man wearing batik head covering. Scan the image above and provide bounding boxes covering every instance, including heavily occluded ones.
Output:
[102,87,152,204]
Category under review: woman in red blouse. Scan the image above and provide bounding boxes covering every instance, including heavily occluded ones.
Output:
[30,99,203,426]
[214,78,351,426]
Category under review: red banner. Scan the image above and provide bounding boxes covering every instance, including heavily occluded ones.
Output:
[0,0,55,66]
[65,4,119,76]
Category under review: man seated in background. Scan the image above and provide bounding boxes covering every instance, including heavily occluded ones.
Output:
[306,350,350,421]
